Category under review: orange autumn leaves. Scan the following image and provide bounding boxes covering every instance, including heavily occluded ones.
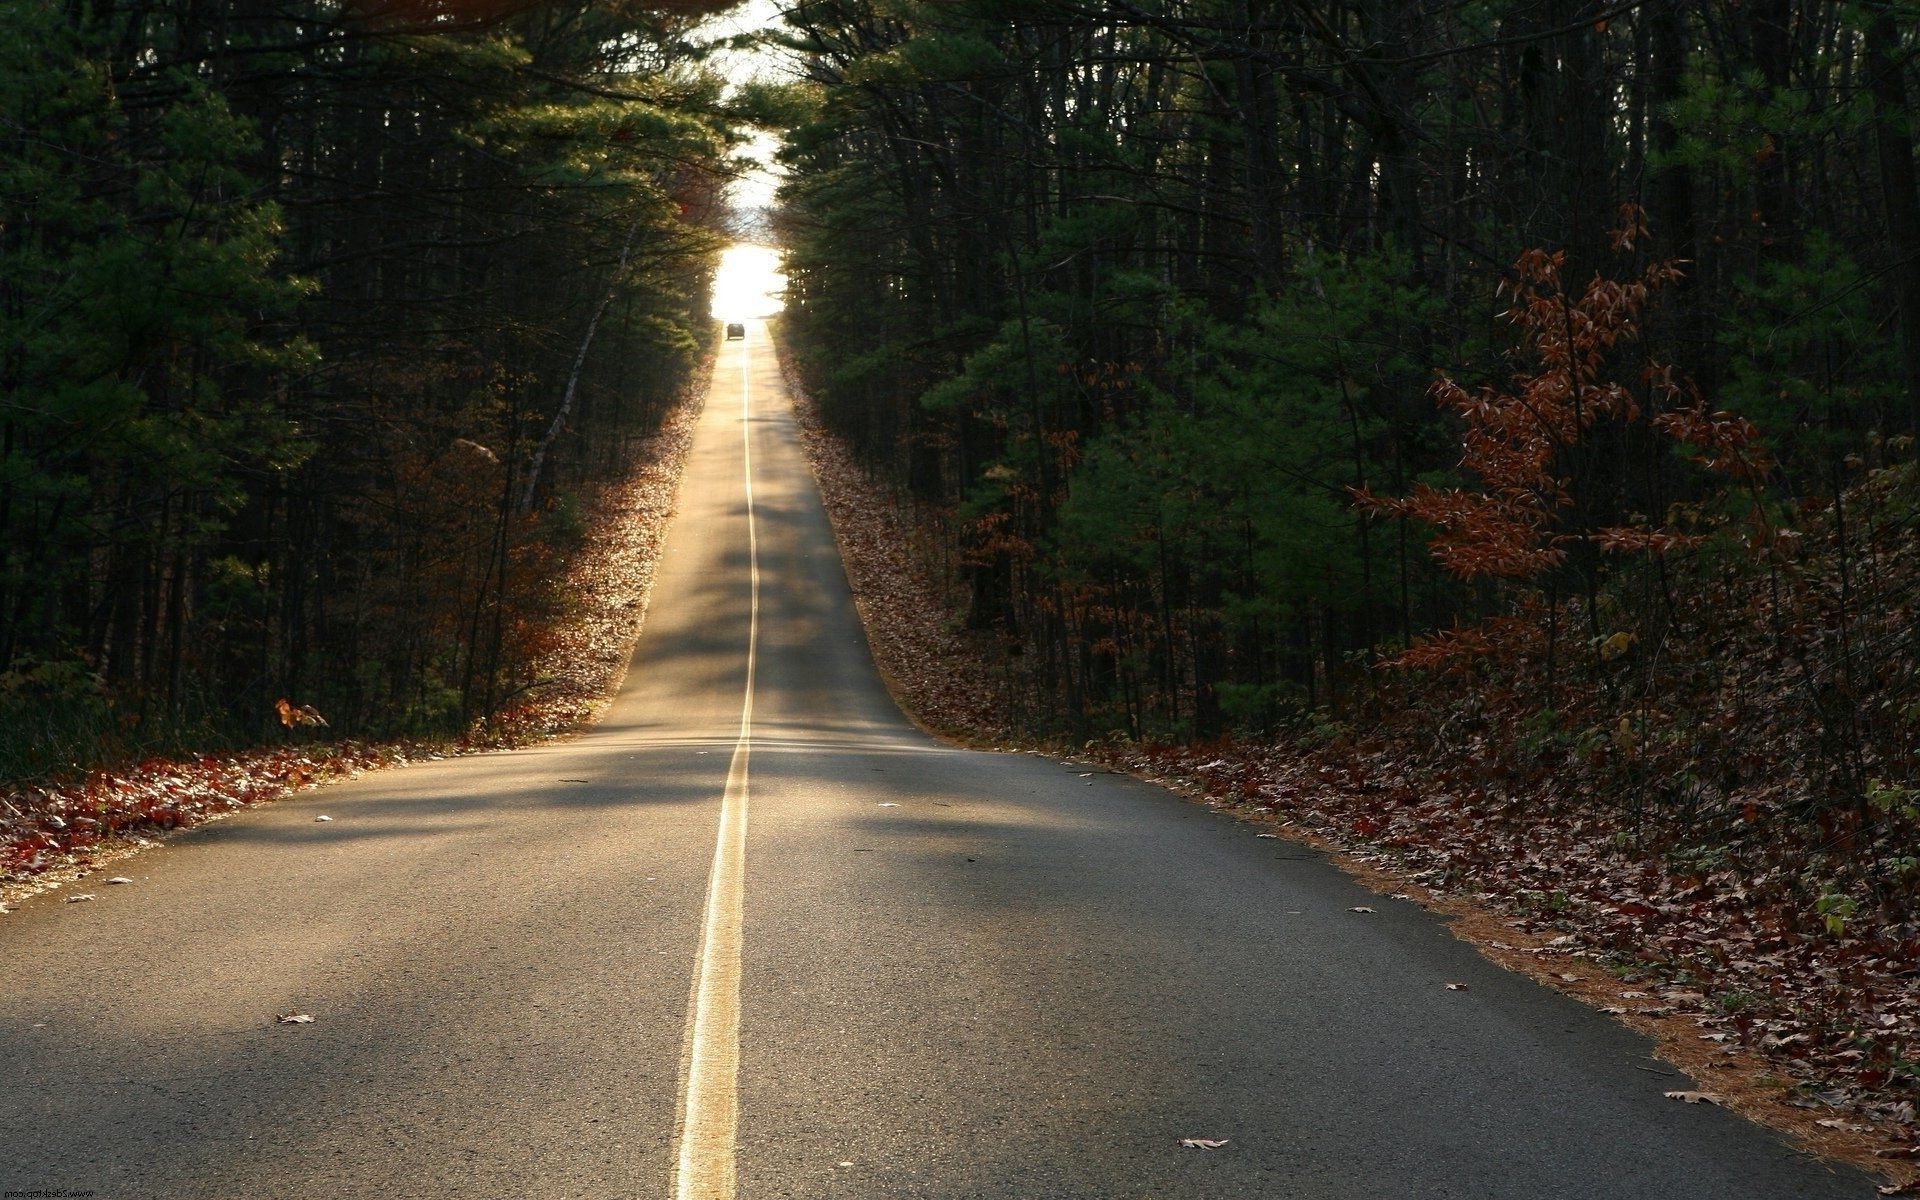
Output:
[1356,209,1773,670]
[275,699,329,729]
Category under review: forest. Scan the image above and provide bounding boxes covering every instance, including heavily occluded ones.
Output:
[0,0,740,779]
[772,0,1919,809]
[770,1,1920,1119]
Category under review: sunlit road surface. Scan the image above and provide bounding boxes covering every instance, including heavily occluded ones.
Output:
[0,326,1873,1198]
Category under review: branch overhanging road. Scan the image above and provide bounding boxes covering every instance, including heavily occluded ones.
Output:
[0,327,1874,1198]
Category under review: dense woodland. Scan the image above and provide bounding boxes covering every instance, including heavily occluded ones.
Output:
[772,0,1920,819]
[0,0,737,778]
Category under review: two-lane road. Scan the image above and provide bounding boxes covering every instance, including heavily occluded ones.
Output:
[0,326,1871,1197]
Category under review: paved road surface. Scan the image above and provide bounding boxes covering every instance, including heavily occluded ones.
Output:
[0,325,1873,1197]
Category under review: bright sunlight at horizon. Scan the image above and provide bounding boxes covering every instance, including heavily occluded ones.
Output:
[710,243,787,322]
[699,6,786,326]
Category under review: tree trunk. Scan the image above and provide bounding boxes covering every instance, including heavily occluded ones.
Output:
[1866,1,1920,429]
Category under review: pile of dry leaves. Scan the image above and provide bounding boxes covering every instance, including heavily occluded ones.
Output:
[789,395,1005,739]
[480,395,702,745]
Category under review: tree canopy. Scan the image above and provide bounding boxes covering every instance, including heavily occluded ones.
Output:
[0,0,740,776]
[772,0,1920,744]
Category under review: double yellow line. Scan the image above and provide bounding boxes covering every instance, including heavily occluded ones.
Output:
[670,332,759,1200]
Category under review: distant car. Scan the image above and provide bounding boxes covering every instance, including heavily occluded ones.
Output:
[725,322,746,340]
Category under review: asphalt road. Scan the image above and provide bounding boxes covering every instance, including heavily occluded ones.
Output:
[0,325,1874,1198]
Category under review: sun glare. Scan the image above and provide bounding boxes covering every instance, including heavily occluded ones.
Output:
[711,243,786,321]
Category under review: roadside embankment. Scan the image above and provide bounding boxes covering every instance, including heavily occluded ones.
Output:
[2,362,709,911]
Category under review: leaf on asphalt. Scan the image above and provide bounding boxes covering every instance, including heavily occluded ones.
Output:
[1877,1184,1919,1196]
[278,1013,314,1025]
[877,802,899,808]
[106,876,133,885]
[1180,1138,1229,1150]
[314,815,333,822]
[1664,1090,1720,1105]
[1255,833,1279,839]
[1446,982,1469,991]
[65,893,96,903]
[1349,906,1375,913]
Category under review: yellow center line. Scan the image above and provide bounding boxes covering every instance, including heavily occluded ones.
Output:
[670,330,758,1200]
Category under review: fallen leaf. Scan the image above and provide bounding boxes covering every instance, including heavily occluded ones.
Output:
[1446,982,1469,991]
[1664,1091,1720,1105]
[275,698,329,728]
[1255,833,1279,839]
[1600,630,1637,661]
[1180,1138,1229,1150]
[877,802,899,808]
[107,876,133,885]
[66,894,96,903]
[314,815,333,822]
[278,1013,314,1025]
[1349,906,1376,913]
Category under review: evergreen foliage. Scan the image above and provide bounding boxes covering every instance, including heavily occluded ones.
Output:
[772,0,1920,766]
[0,0,738,779]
